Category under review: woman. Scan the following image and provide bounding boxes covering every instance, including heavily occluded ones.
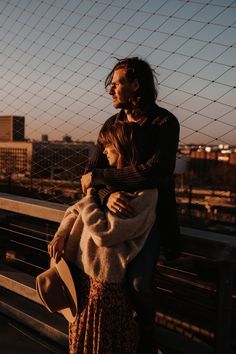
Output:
[48,122,158,354]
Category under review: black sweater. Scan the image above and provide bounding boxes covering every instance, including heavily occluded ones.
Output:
[86,104,181,259]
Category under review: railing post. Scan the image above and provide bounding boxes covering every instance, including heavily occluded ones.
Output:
[215,261,234,354]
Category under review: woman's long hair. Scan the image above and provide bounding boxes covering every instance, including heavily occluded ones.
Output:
[98,121,149,168]
[105,57,158,117]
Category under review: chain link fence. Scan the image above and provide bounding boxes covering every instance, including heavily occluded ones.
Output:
[0,0,235,227]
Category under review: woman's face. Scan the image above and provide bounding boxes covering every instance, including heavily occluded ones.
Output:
[103,144,119,167]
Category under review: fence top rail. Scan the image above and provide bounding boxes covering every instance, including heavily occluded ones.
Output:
[0,192,66,223]
[181,226,236,262]
[0,192,235,262]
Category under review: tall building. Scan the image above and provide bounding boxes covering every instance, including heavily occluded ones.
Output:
[0,141,95,178]
[0,116,25,142]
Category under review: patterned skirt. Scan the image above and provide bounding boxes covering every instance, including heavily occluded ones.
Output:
[69,271,138,354]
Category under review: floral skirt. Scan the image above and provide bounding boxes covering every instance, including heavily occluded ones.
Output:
[69,272,138,354]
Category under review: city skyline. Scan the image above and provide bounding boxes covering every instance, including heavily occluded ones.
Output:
[0,0,235,144]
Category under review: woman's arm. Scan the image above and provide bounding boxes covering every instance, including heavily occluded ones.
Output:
[47,203,80,262]
[78,189,158,247]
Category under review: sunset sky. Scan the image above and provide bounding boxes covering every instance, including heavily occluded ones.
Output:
[0,0,235,145]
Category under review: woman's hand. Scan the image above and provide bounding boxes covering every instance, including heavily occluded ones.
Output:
[107,191,137,218]
[48,236,66,263]
[81,172,92,194]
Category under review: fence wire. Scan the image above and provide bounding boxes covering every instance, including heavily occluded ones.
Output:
[0,0,235,207]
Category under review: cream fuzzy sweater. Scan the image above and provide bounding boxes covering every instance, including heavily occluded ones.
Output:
[54,189,158,283]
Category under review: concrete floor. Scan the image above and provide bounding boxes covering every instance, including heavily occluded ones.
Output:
[0,312,65,354]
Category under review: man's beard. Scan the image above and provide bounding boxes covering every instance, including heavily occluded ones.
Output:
[114,100,132,110]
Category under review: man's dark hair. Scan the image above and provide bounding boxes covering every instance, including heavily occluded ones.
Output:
[105,57,158,110]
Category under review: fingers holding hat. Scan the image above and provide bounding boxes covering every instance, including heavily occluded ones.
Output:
[36,257,78,322]
[48,236,66,263]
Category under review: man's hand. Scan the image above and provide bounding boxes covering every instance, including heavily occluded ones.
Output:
[48,236,66,263]
[81,172,92,194]
[107,191,137,218]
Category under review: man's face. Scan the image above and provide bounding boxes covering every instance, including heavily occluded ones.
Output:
[108,68,139,109]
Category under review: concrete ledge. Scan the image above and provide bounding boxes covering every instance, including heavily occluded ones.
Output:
[0,263,41,303]
[0,193,67,222]
[181,226,236,247]
[0,273,41,304]
[0,192,235,251]
[155,324,213,354]
[181,226,236,261]
[0,286,68,350]
[0,263,67,338]
[0,300,68,349]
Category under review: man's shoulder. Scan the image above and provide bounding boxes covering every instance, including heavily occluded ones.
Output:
[103,113,118,128]
[152,104,179,128]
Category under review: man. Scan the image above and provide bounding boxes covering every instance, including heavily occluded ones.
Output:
[81,57,180,354]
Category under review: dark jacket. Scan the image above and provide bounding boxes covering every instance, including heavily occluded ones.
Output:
[85,104,181,259]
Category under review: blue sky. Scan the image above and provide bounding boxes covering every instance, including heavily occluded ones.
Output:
[0,0,235,145]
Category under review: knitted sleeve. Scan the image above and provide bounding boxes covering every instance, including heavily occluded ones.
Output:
[53,202,81,240]
[78,190,158,247]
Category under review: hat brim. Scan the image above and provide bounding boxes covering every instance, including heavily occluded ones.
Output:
[50,258,78,322]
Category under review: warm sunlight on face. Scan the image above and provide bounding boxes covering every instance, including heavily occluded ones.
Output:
[103,144,119,167]
[108,68,139,109]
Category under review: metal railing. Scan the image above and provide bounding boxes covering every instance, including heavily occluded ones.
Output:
[0,192,235,354]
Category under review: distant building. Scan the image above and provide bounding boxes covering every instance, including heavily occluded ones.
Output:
[41,134,48,143]
[32,142,94,179]
[0,142,32,175]
[0,116,25,141]
[0,141,95,178]
[174,155,189,174]
[179,145,236,166]
[62,135,72,143]
[229,152,236,165]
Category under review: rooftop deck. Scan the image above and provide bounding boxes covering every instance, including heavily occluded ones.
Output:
[0,192,235,354]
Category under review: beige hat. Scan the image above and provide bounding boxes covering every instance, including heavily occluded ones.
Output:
[36,257,78,323]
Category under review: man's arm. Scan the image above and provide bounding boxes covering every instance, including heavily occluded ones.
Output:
[92,114,180,190]
[82,110,179,208]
